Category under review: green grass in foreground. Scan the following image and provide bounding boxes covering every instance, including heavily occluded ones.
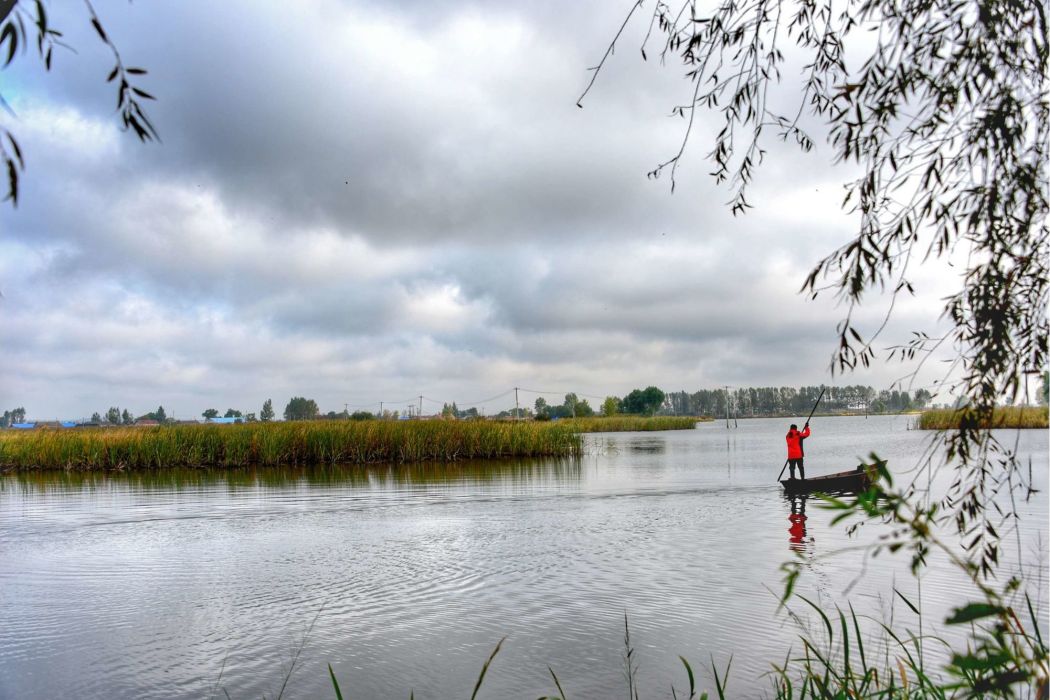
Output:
[918,406,1048,430]
[322,591,1046,699]
[0,420,583,471]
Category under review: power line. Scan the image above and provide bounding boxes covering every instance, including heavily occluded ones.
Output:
[517,387,607,401]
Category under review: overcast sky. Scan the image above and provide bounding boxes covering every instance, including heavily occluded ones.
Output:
[0,0,959,419]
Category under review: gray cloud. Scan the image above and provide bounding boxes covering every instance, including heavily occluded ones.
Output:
[0,0,957,419]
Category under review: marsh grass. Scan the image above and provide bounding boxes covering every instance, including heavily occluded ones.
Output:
[0,415,702,472]
[918,406,1048,430]
[0,420,583,471]
[565,416,700,432]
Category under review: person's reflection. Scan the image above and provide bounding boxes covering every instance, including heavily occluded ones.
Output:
[788,494,810,553]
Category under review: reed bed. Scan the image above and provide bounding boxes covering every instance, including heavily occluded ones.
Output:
[0,420,582,472]
[918,406,1048,430]
[564,416,700,432]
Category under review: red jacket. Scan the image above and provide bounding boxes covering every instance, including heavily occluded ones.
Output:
[786,426,810,459]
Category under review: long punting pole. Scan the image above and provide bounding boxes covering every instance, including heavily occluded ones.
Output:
[776,387,827,482]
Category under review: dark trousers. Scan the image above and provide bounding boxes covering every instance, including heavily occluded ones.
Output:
[788,458,805,479]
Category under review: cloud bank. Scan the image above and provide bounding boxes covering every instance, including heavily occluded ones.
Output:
[0,0,957,419]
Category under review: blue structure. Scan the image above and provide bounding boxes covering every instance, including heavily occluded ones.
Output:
[207,416,244,425]
[10,423,35,429]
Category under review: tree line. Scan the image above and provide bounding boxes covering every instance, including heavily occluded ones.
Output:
[2,382,957,428]
[666,385,934,417]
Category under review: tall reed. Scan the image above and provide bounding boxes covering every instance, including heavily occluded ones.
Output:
[565,416,699,432]
[0,420,582,471]
[917,406,1048,430]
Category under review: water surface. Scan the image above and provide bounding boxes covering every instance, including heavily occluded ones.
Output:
[1,416,1046,698]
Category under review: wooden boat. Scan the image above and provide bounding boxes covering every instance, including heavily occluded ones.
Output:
[780,466,871,493]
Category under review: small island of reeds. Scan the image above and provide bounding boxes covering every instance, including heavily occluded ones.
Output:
[0,415,699,472]
[564,415,701,432]
[917,406,1048,430]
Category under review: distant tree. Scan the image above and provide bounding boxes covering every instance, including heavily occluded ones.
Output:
[90,411,102,423]
[202,408,219,420]
[0,408,24,427]
[135,406,167,423]
[260,399,275,422]
[533,397,550,419]
[323,410,349,420]
[121,409,133,425]
[499,407,531,419]
[223,408,242,418]
[245,412,257,422]
[601,396,620,417]
[350,411,375,421]
[562,394,596,415]
[106,407,121,424]
[1042,372,1049,406]
[283,397,319,421]
[913,389,933,410]
[622,387,666,416]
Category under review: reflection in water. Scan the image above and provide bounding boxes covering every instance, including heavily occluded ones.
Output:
[5,457,583,494]
[627,439,666,454]
[787,494,811,553]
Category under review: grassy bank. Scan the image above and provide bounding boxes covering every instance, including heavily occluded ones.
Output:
[565,415,700,432]
[917,406,1048,430]
[0,420,583,472]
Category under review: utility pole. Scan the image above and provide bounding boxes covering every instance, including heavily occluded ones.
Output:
[344,403,349,419]
[418,395,423,419]
[515,387,520,420]
[379,401,383,419]
[725,385,731,428]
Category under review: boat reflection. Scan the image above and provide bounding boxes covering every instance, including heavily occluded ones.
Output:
[787,493,811,553]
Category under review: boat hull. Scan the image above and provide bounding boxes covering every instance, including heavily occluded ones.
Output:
[780,467,871,493]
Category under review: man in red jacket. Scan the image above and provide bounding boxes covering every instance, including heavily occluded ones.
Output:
[786,422,811,480]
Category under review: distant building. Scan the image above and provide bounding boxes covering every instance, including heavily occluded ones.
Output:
[134,419,161,427]
[8,421,82,429]
[206,416,244,425]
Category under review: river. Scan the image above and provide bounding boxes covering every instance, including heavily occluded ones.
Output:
[1,415,1046,698]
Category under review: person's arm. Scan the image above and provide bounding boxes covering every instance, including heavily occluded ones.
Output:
[801,425,811,438]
